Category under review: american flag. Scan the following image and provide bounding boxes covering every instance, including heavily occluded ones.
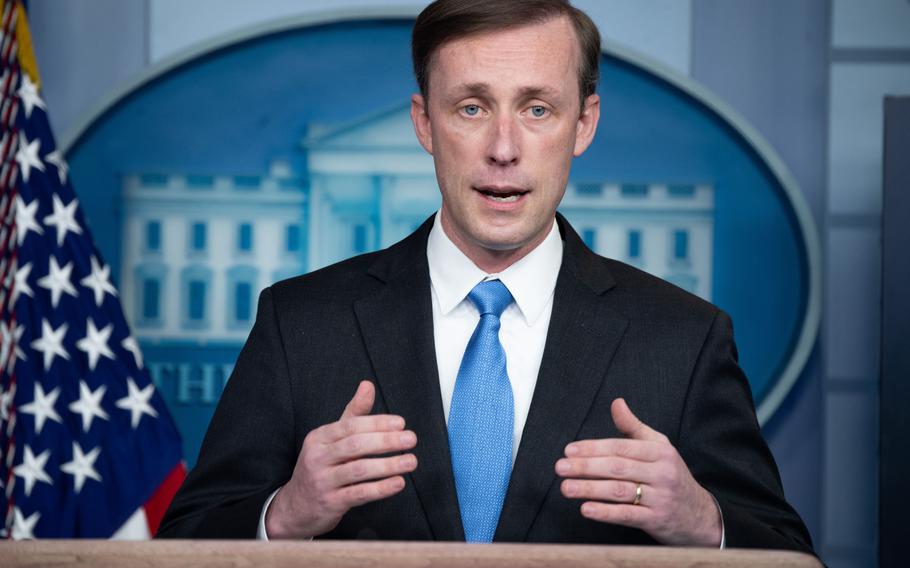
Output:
[0,0,184,539]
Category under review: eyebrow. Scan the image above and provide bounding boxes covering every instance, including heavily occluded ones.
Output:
[450,82,493,98]
[449,82,561,100]
[516,85,561,99]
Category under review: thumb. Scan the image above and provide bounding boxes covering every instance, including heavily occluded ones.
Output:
[340,380,375,420]
[611,398,664,442]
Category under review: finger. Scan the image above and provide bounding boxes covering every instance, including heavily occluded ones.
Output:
[327,429,417,463]
[610,398,666,442]
[315,414,406,444]
[565,438,661,461]
[331,453,418,486]
[561,478,644,505]
[579,501,653,530]
[340,380,376,421]
[335,475,408,509]
[555,456,655,483]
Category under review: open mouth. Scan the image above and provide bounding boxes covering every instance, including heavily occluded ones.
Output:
[474,186,529,203]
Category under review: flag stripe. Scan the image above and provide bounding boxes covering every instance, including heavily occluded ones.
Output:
[0,0,18,535]
[144,462,186,536]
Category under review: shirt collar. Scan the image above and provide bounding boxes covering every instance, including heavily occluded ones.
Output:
[427,212,563,326]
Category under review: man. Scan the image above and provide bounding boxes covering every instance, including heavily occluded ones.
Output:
[158,0,813,552]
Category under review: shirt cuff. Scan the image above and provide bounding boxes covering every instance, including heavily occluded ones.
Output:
[257,488,282,540]
[709,492,726,549]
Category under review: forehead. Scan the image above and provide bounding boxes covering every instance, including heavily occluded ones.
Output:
[428,16,580,99]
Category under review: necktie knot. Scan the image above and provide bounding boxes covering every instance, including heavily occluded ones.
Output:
[467,280,513,318]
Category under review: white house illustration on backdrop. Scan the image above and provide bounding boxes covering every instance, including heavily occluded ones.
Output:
[120,105,715,346]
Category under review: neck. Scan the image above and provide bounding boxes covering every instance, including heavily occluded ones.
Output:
[440,210,552,274]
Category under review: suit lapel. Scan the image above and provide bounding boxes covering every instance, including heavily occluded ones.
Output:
[353,218,465,541]
[494,215,629,542]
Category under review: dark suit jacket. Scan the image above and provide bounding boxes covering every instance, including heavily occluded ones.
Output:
[158,214,813,553]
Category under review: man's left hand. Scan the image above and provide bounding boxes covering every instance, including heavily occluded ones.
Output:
[555,398,722,547]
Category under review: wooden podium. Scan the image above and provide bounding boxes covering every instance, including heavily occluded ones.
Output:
[1,540,822,567]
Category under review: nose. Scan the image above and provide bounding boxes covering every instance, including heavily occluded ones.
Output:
[486,114,520,166]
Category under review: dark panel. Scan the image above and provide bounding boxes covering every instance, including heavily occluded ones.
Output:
[880,96,910,568]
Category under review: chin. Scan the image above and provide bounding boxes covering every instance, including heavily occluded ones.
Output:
[472,229,534,252]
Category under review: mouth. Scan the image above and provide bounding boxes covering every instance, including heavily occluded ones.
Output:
[473,185,530,203]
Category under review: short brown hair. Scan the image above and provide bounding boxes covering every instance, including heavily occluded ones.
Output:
[412,0,601,110]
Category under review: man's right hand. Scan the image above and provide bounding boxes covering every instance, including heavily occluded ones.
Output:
[264,380,418,539]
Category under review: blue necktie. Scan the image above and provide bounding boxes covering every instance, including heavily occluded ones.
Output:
[448,279,514,543]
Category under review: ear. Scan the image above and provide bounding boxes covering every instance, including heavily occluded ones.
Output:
[573,94,600,157]
[410,93,434,155]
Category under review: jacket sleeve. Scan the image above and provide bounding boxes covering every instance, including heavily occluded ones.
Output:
[676,310,815,554]
[156,287,298,538]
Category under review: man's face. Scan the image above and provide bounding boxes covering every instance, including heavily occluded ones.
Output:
[411,15,600,266]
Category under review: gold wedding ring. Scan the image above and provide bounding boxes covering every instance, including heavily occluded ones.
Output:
[632,483,643,506]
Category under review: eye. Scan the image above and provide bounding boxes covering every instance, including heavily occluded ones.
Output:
[529,105,548,118]
[462,104,481,117]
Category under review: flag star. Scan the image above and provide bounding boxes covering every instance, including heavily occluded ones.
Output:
[116,377,158,429]
[37,256,78,308]
[17,73,46,118]
[121,336,143,369]
[11,323,26,364]
[68,381,110,432]
[44,150,68,185]
[15,132,45,183]
[19,383,63,434]
[80,256,117,307]
[30,319,69,371]
[13,445,53,497]
[11,507,40,540]
[76,319,115,371]
[43,194,83,247]
[60,442,102,494]
[12,261,34,305]
[15,195,44,245]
